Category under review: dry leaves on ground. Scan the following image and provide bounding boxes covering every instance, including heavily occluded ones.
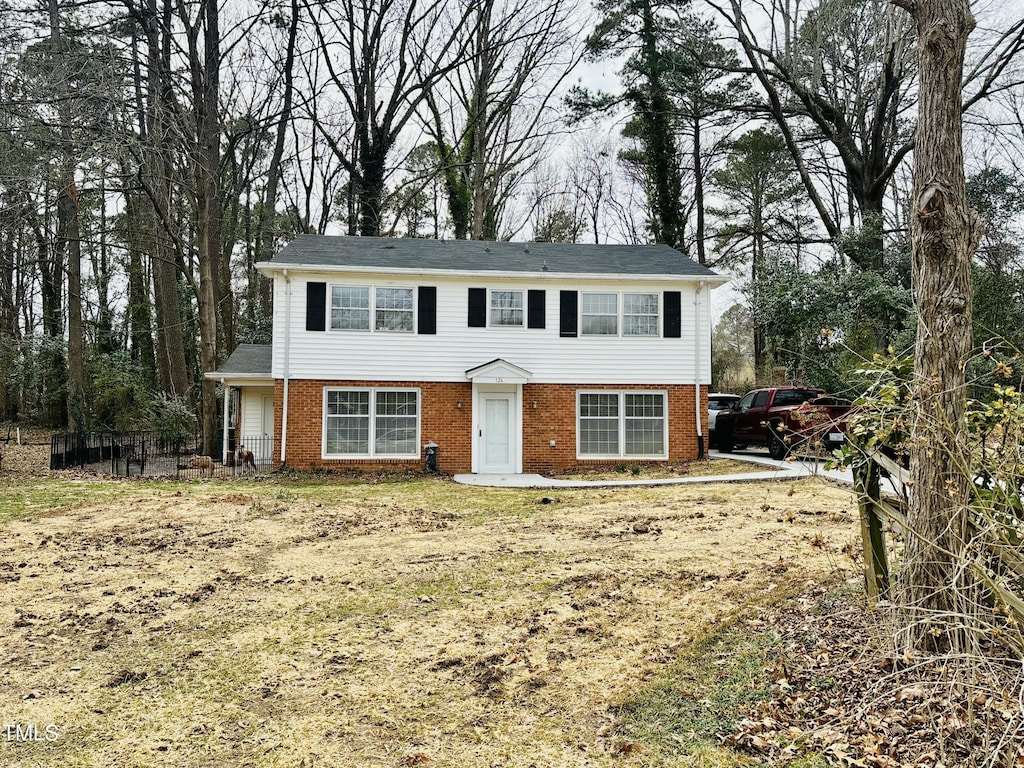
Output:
[724,592,1024,767]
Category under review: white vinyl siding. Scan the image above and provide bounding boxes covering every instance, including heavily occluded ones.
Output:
[323,388,419,458]
[490,290,524,327]
[577,391,667,458]
[274,276,712,385]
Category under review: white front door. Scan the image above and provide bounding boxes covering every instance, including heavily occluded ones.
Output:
[480,394,515,473]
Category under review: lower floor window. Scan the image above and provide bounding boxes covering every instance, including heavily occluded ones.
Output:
[324,388,419,457]
[578,391,666,457]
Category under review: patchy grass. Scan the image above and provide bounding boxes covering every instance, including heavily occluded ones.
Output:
[0,473,859,767]
[0,478,130,524]
[612,626,776,765]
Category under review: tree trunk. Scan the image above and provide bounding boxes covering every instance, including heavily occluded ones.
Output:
[357,145,388,237]
[146,0,190,398]
[93,170,116,354]
[49,0,83,431]
[692,114,706,265]
[469,4,492,241]
[195,0,223,456]
[255,0,299,314]
[124,191,156,379]
[60,162,83,431]
[899,0,982,654]
[639,0,683,248]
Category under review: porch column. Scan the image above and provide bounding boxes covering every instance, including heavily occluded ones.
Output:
[221,379,230,463]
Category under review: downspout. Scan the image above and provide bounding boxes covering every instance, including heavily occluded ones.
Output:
[694,280,706,459]
[280,269,291,467]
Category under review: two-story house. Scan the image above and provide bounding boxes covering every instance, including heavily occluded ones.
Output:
[210,235,726,475]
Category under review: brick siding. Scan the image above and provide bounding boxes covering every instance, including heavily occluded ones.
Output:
[273,379,707,475]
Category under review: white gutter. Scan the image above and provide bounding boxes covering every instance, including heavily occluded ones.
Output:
[694,280,706,453]
[280,269,291,465]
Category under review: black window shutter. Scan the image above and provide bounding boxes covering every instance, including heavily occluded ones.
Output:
[417,286,437,334]
[527,290,546,329]
[468,287,487,327]
[664,291,682,338]
[306,282,326,331]
[559,290,578,337]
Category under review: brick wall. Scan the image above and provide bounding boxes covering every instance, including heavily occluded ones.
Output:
[521,383,708,473]
[274,380,707,474]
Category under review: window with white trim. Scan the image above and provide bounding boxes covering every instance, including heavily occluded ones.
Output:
[578,391,667,458]
[581,292,618,335]
[490,290,524,327]
[581,291,660,336]
[623,293,659,336]
[375,287,414,332]
[324,388,419,457]
[328,285,414,332]
[330,286,370,330]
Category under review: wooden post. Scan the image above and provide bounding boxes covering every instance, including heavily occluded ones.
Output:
[855,459,891,604]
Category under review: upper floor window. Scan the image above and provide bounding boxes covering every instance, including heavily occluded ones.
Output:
[623,293,659,336]
[329,285,414,333]
[331,286,370,330]
[490,290,524,327]
[581,293,618,335]
[375,287,414,332]
[581,291,660,336]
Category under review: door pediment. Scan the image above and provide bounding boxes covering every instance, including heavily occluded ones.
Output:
[465,358,532,385]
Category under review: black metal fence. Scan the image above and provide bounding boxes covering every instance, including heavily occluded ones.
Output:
[50,432,275,479]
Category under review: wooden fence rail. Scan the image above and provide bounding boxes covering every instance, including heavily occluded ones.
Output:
[854,448,1024,630]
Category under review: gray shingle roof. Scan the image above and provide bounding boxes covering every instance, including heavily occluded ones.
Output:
[264,235,724,279]
[214,344,271,376]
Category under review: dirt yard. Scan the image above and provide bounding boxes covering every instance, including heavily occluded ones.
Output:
[0,455,861,767]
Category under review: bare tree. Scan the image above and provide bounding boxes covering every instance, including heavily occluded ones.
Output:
[308,0,473,236]
[46,0,85,430]
[254,0,299,312]
[120,0,193,399]
[709,0,1024,273]
[708,0,916,270]
[422,0,582,240]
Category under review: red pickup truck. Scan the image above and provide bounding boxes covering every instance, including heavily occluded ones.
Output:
[713,386,851,459]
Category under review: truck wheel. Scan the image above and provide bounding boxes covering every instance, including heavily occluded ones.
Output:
[717,430,734,453]
[767,423,789,460]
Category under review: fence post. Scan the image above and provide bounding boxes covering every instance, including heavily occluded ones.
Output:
[854,458,890,604]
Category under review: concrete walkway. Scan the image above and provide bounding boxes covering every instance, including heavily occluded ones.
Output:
[454,450,857,489]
